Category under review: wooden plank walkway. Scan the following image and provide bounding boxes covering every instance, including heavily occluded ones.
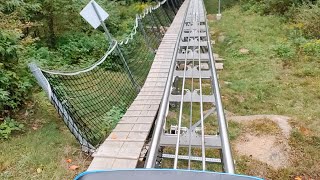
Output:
[87,0,190,170]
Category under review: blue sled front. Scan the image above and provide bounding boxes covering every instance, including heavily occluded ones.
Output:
[75,169,263,180]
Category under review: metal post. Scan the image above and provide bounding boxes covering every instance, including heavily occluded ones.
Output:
[91,2,113,43]
[91,2,141,91]
[28,63,52,99]
[217,0,222,20]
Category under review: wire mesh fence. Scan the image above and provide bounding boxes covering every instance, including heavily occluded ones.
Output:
[29,0,184,153]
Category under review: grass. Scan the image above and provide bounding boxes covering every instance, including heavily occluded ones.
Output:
[47,69,137,146]
[246,119,281,136]
[0,92,91,180]
[2,2,320,179]
[206,4,320,179]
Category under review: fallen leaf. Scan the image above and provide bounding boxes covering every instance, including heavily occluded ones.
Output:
[36,168,42,173]
[32,126,38,130]
[294,176,302,180]
[299,126,310,135]
[66,159,72,163]
[110,133,117,139]
[69,165,79,170]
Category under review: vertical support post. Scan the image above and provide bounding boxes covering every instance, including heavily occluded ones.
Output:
[28,63,52,99]
[91,2,113,44]
[91,2,141,91]
[217,0,222,20]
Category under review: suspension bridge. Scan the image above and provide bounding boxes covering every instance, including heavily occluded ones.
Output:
[30,0,262,179]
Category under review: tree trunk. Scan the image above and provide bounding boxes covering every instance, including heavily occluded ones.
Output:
[47,11,56,48]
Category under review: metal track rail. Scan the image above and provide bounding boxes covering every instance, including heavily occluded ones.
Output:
[145,0,235,173]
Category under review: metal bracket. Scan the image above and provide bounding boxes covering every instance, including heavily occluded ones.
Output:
[169,90,215,103]
[160,133,221,148]
[162,153,221,163]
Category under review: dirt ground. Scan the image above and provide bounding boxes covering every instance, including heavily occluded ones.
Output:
[228,115,292,169]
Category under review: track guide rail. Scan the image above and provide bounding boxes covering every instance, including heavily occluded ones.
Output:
[145,0,235,173]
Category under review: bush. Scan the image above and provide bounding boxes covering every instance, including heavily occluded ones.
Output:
[294,2,320,38]
[301,40,320,57]
[0,117,24,139]
[241,0,305,15]
[56,32,107,66]
[0,30,32,115]
[204,0,238,14]
[273,43,295,59]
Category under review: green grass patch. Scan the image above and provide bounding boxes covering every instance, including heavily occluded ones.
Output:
[246,119,281,136]
[0,92,91,179]
[207,4,320,179]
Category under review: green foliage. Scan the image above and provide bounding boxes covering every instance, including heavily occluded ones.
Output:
[0,0,151,117]
[301,40,320,57]
[273,43,295,59]
[0,0,41,19]
[228,121,242,140]
[294,2,320,38]
[0,117,24,139]
[103,105,126,128]
[240,0,310,16]
[101,105,126,141]
[204,0,237,14]
[0,30,32,113]
[56,33,108,67]
[209,5,320,177]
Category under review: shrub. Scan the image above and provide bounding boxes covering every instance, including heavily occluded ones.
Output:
[241,0,306,15]
[0,30,32,114]
[301,40,320,57]
[273,43,295,59]
[56,32,107,66]
[294,2,320,38]
[0,117,24,139]
[89,105,125,145]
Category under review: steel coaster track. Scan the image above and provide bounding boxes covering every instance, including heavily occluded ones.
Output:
[145,0,235,173]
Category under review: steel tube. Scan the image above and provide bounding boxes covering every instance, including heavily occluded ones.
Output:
[187,1,196,169]
[204,1,235,173]
[218,0,221,14]
[173,2,194,168]
[196,2,206,170]
[91,1,140,91]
